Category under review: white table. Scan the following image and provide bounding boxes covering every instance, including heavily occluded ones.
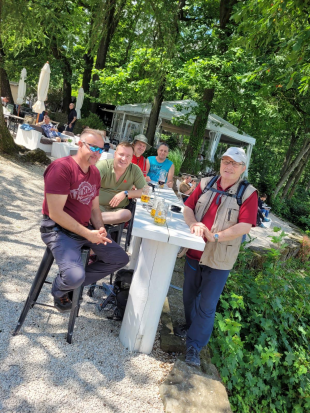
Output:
[119,186,205,354]
[99,149,115,160]
[51,142,78,158]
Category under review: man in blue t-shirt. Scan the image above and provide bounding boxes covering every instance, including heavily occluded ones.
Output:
[146,143,175,188]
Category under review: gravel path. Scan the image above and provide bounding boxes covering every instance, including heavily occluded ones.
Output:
[0,155,173,413]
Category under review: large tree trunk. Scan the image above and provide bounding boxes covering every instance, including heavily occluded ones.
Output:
[273,140,310,198]
[279,131,299,179]
[0,42,15,110]
[287,150,310,199]
[62,58,72,112]
[0,40,18,154]
[146,77,165,147]
[82,53,94,94]
[90,0,126,113]
[181,88,215,173]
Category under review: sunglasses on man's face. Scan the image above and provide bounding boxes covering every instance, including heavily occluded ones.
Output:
[82,141,104,154]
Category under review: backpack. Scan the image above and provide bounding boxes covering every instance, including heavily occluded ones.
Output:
[112,269,134,320]
[200,175,250,207]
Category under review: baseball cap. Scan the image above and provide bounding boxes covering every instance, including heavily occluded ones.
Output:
[133,134,151,150]
[222,147,247,164]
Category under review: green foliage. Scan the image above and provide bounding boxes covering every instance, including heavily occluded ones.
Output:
[168,148,184,176]
[160,133,179,151]
[272,189,310,231]
[74,113,106,134]
[209,229,310,412]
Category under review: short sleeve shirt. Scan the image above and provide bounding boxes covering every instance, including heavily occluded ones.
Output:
[41,123,57,138]
[68,109,77,125]
[96,159,146,209]
[185,178,258,261]
[42,156,101,227]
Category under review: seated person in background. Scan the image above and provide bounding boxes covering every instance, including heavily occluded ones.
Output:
[258,193,270,219]
[38,115,66,142]
[131,134,151,178]
[179,175,197,201]
[96,142,146,225]
[146,143,175,188]
[1,96,9,106]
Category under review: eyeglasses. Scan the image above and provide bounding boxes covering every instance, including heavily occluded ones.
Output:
[82,141,104,154]
[221,159,245,168]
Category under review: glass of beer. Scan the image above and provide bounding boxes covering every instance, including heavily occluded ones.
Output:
[154,201,168,226]
[150,197,159,217]
[141,185,151,204]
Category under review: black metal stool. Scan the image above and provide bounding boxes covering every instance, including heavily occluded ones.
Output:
[13,246,90,344]
[87,222,125,297]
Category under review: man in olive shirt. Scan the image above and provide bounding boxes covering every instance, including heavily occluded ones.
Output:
[96,142,146,224]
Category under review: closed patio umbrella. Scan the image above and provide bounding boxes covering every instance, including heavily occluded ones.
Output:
[16,68,27,115]
[76,87,84,119]
[32,62,50,122]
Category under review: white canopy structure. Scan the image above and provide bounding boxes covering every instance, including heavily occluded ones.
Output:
[104,100,256,174]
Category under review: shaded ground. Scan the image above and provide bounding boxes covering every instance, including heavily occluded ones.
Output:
[0,154,173,413]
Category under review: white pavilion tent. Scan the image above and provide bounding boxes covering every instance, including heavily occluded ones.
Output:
[104,100,255,173]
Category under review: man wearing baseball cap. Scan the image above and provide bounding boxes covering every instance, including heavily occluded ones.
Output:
[131,134,151,179]
[176,147,258,367]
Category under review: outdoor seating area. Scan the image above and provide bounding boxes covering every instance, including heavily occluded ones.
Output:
[1,3,309,410]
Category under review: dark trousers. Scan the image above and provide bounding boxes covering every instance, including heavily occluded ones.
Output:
[183,257,230,352]
[66,124,75,132]
[41,224,129,298]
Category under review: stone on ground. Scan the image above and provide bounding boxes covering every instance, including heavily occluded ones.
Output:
[160,359,232,413]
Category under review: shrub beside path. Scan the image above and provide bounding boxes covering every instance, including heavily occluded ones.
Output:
[0,155,174,413]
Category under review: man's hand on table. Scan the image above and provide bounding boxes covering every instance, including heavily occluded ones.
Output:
[109,192,126,208]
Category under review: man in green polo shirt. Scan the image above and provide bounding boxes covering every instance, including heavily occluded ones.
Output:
[96,141,146,224]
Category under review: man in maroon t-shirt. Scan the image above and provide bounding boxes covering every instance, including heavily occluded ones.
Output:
[41,128,129,312]
[176,147,258,367]
[131,134,151,179]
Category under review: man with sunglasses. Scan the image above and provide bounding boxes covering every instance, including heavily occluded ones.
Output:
[40,128,129,312]
[96,142,146,225]
[176,147,258,367]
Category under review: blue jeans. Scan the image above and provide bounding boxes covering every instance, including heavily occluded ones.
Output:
[183,257,230,352]
[261,208,269,218]
[41,218,129,298]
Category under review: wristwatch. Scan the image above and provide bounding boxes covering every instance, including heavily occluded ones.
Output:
[213,233,219,243]
[124,190,128,197]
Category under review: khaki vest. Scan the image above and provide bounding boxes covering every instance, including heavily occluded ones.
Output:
[195,176,257,270]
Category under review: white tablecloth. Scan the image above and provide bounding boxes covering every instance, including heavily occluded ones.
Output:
[51,142,78,158]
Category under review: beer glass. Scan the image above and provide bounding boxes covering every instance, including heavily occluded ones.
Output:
[141,185,151,203]
[154,201,168,226]
[150,197,160,217]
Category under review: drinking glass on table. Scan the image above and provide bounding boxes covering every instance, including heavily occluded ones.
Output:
[150,197,160,217]
[154,201,168,226]
[158,170,167,188]
[141,185,151,203]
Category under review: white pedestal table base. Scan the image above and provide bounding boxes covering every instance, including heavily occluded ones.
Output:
[120,238,179,354]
